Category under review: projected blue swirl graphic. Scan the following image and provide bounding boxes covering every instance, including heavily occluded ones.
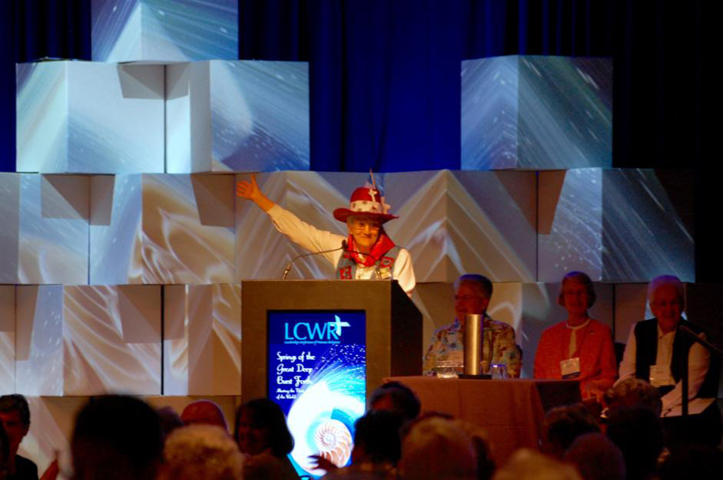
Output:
[92,0,238,62]
[268,312,366,478]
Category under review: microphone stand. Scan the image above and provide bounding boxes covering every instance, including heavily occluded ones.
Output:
[677,323,723,442]
[281,241,347,280]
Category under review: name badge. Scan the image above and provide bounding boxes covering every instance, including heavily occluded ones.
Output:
[560,357,581,379]
[649,364,675,387]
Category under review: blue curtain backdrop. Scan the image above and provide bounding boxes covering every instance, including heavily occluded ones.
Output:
[0,0,712,277]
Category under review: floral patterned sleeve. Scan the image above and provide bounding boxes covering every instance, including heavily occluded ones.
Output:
[491,323,522,378]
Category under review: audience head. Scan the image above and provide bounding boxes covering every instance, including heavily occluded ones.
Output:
[351,410,403,465]
[71,395,164,480]
[455,274,493,326]
[157,406,185,439]
[180,400,228,432]
[455,420,496,480]
[606,406,664,480]
[492,449,582,480]
[369,381,421,422]
[159,424,244,480]
[557,272,596,313]
[647,275,684,332]
[400,416,476,480]
[563,433,626,480]
[604,378,662,417]
[542,404,600,458]
[234,398,294,457]
[0,394,31,458]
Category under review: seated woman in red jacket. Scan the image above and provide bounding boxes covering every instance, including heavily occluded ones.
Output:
[534,271,617,400]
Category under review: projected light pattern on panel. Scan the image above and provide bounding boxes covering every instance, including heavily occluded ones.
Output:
[19,175,89,285]
[462,56,612,170]
[15,286,64,396]
[0,287,15,395]
[92,0,238,62]
[164,284,241,395]
[211,61,309,172]
[24,397,86,476]
[90,175,143,285]
[236,172,367,281]
[91,174,235,285]
[167,61,310,173]
[64,285,161,395]
[538,169,694,284]
[17,62,164,174]
[1,174,89,285]
[461,56,519,169]
[602,170,694,283]
[0,175,21,283]
[538,169,604,282]
[383,170,537,283]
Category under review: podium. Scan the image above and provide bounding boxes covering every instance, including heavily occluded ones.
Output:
[241,280,422,401]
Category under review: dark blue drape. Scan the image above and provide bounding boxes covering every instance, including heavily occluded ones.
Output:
[0,0,711,279]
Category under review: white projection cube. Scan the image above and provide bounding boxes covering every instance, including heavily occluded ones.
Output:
[92,0,238,63]
[0,287,15,394]
[0,174,89,285]
[538,169,695,283]
[384,170,537,283]
[235,171,368,281]
[462,55,613,170]
[15,285,161,396]
[166,60,310,173]
[163,284,241,395]
[16,61,164,174]
[90,174,236,284]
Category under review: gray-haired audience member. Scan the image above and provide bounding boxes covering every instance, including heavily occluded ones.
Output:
[563,433,626,480]
[400,416,476,480]
[492,449,582,480]
[0,395,38,480]
[180,400,228,432]
[369,381,421,422]
[604,378,662,417]
[158,424,244,480]
[541,404,600,459]
[71,395,164,480]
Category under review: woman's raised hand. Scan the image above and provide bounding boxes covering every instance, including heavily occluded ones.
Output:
[236,174,275,211]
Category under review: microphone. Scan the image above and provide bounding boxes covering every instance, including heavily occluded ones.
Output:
[281,241,347,280]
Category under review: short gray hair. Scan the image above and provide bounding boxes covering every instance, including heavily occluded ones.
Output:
[455,274,493,299]
[162,425,244,480]
[647,275,684,307]
[401,417,476,480]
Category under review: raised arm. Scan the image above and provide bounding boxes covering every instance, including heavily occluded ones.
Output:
[236,174,276,212]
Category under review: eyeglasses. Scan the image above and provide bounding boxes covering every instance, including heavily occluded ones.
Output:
[350,219,381,231]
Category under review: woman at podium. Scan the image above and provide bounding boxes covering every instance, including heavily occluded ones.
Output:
[236,175,416,295]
